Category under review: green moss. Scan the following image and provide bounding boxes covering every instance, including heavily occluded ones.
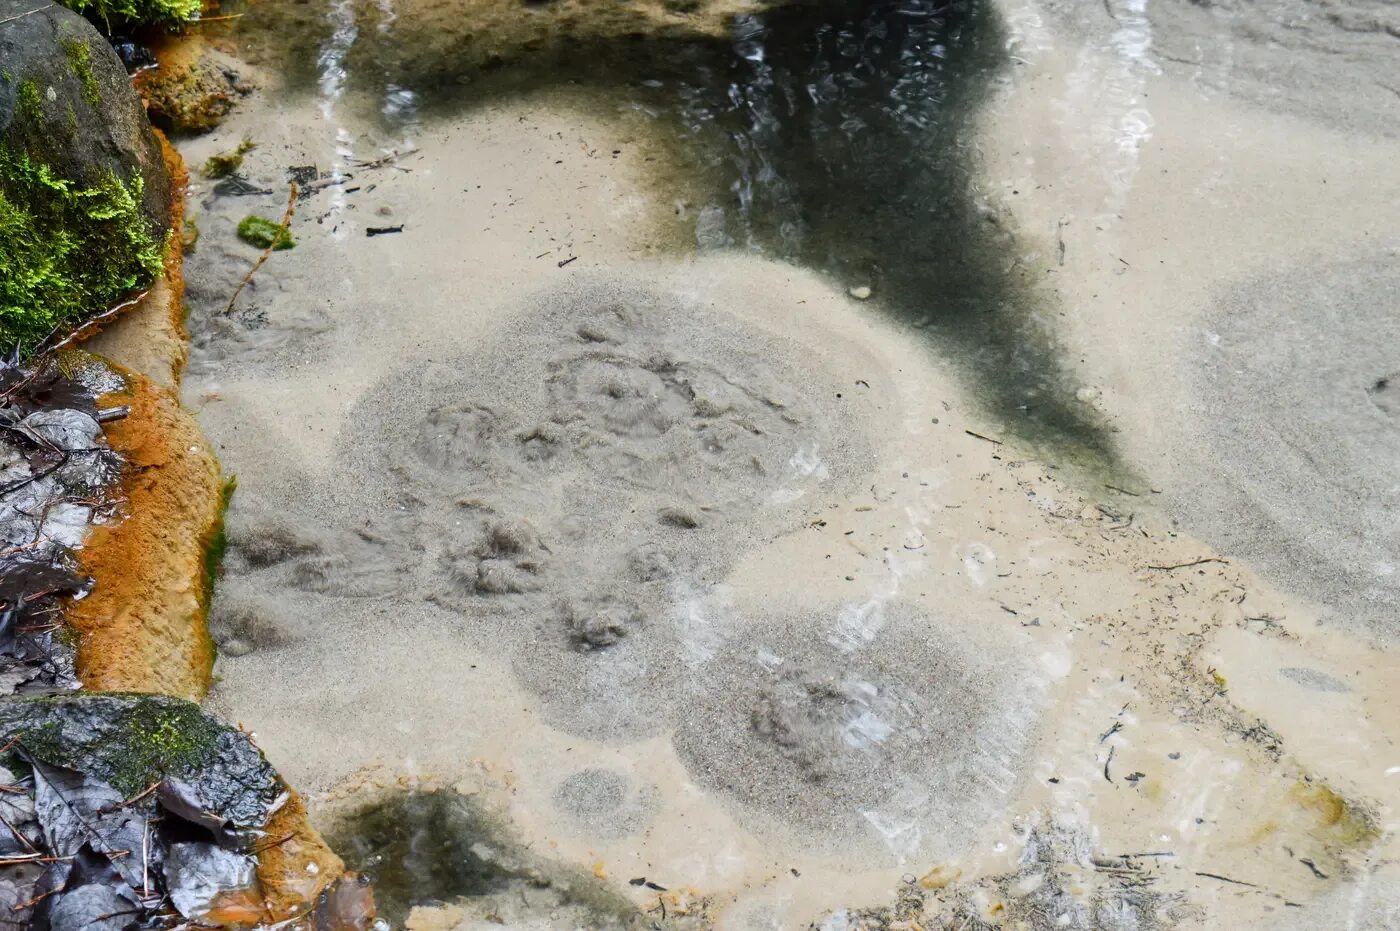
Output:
[202,474,237,598]
[108,700,224,792]
[16,81,42,123]
[60,38,101,108]
[236,214,294,250]
[2,695,224,795]
[57,0,202,30]
[202,139,256,179]
[0,147,163,355]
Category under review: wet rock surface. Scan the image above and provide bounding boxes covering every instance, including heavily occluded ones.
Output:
[137,46,255,135]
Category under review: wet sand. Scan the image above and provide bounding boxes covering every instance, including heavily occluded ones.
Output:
[164,0,1400,926]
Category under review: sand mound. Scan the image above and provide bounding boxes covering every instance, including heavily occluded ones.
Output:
[1172,256,1400,637]
[673,605,1042,857]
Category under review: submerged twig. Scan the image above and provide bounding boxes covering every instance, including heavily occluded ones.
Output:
[348,148,419,170]
[223,182,298,316]
[1147,557,1228,571]
[0,6,44,25]
[1195,871,1259,889]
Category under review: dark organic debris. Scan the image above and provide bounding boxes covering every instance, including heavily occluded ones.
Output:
[365,225,403,237]
[286,165,320,187]
[327,788,636,926]
[212,177,275,198]
[0,694,296,929]
[813,819,1199,929]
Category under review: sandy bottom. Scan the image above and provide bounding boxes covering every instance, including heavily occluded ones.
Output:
[166,1,1400,927]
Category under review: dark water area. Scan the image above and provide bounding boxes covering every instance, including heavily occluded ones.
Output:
[236,0,1124,473]
[326,789,633,925]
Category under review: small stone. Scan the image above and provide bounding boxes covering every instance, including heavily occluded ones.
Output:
[1075,386,1100,403]
[848,284,873,300]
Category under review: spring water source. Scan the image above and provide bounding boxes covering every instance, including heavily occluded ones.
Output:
[173,0,1400,926]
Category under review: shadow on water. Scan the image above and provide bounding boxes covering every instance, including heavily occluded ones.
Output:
[237,0,1126,476]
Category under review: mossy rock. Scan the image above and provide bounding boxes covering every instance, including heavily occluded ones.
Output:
[0,692,280,825]
[138,48,254,135]
[0,0,173,355]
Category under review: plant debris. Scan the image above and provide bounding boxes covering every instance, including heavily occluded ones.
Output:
[202,140,257,180]
[235,214,294,251]
[0,354,124,696]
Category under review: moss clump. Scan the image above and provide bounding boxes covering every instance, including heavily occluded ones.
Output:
[237,214,294,250]
[202,139,256,179]
[16,81,42,124]
[0,147,163,355]
[58,0,202,30]
[60,37,101,107]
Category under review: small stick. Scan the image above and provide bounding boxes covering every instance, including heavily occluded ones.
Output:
[349,148,420,170]
[120,780,161,807]
[11,886,63,911]
[1195,871,1259,888]
[0,6,44,25]
[964,429,1003,445]
[223,182,298,316]
[40,288,150,355]
[1148,557,1227,571]
[0,814,36,853]
[252,832,298,853]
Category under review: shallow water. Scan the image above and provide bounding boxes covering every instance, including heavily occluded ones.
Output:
[171,0,1400,926]
[231,0,1123,469]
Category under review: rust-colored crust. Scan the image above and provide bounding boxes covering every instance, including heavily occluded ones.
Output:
[70,364,220,700]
